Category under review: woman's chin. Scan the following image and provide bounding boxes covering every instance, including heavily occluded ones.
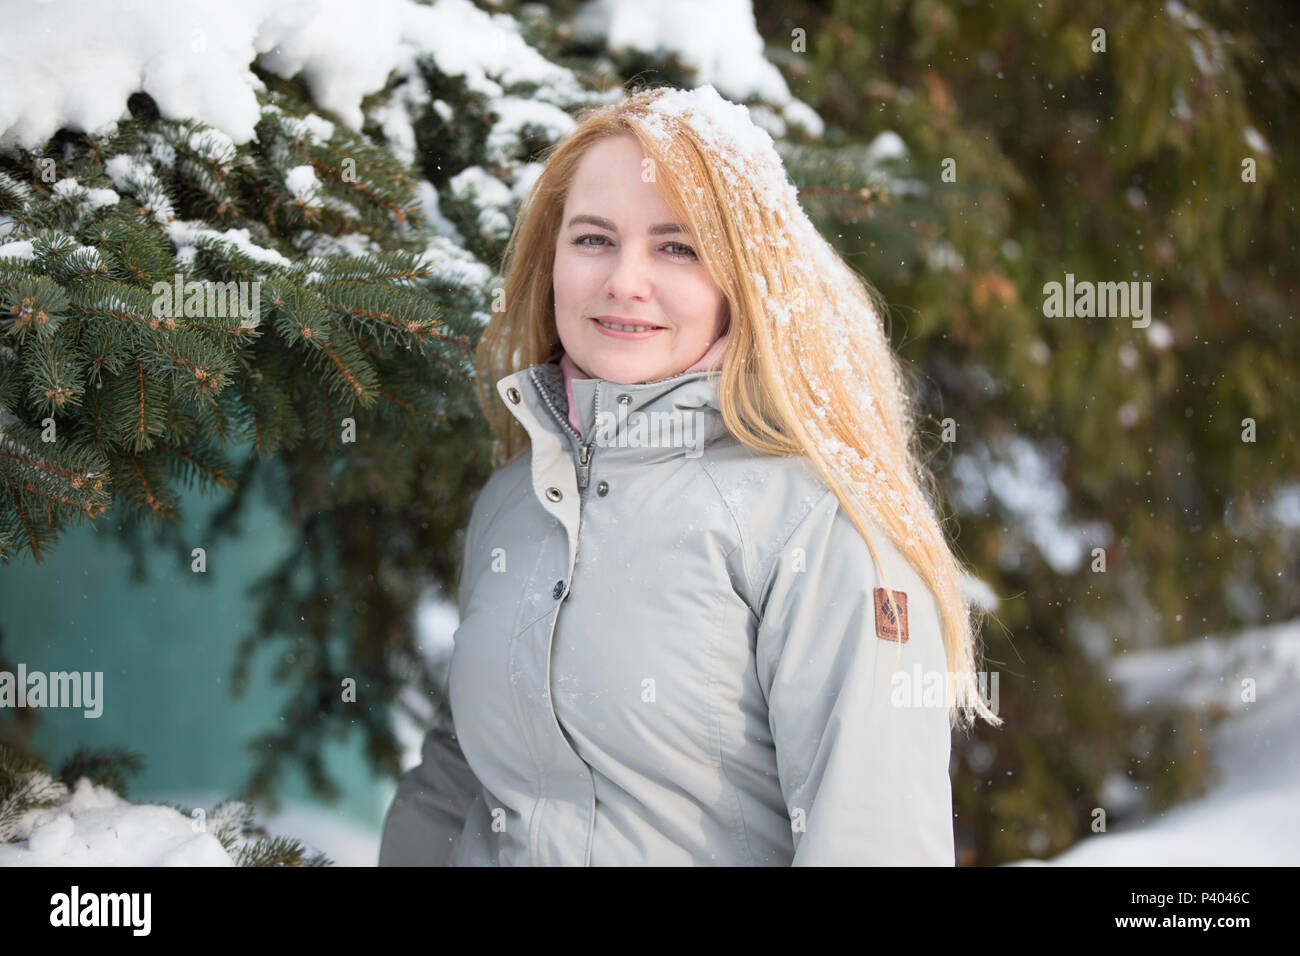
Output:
[581,352,661,385]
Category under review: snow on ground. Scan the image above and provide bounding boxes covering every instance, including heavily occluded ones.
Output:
[1011,617,1300,865]
[0,777,234,866]
[146,791,383,867]
[0,778,383,866]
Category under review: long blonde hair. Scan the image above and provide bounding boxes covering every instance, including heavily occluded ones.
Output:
[476,84,1001,731]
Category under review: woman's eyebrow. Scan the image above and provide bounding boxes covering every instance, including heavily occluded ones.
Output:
[566,214,685,236]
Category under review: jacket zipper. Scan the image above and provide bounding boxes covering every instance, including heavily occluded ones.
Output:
[529,367,599,491]
[576,387,599,490]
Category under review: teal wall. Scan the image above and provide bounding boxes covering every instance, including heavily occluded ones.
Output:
[0,447,395,839]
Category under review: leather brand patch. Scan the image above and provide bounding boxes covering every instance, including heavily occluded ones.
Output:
[873,588,909,643]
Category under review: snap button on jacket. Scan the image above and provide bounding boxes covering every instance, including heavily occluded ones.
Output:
[379,357,955,866]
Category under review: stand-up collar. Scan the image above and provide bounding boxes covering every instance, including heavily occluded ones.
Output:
[496,354,730,458]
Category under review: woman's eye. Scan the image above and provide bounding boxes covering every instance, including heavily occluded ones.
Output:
[571,235,697,259]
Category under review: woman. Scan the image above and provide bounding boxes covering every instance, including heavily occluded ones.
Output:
[380,84,1001,867]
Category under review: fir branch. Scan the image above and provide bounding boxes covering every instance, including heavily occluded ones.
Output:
[313,336,377,404]
[207,799,260,856]
[0,442,109,496]
[66,277,178,330]
[206,798,333,866]
[123,451,179,521]
[0,744,68,842]
[153,438,236,493]
[57,746,144,799]
[237,374,265,452]
[3,276,71,341]
[0,170,37,214]
[3,490,46,559]
[0,259,34,290]
[308,158,412,222]
[302,250,434,285]
[91,216,177,286]
[232,833,332,867]
[315,292,439,335]
[150,338,233,397]
[200,389,232,447]
[0,468,110,518]
[21,332,83,415]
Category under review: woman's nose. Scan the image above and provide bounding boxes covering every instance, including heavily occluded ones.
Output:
[603,247,653,300]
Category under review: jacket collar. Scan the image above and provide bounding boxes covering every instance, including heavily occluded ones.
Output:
[496,353,729,458]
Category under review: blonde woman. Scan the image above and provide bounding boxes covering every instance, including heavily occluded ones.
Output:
[380,84,1001,867]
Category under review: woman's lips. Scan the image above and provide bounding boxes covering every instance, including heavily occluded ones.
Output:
[591,316,665,339]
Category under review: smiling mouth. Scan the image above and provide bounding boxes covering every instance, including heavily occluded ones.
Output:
[592,317,666,332]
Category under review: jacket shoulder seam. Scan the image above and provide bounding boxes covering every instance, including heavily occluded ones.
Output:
[755,484,838,618]
[693,452,751,592]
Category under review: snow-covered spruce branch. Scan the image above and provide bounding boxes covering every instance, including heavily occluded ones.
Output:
[0,742,330,865]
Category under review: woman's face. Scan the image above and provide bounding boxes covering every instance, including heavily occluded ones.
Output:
[553,134,728,385]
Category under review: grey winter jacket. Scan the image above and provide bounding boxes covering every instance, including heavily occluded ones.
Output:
[378,354,955,865]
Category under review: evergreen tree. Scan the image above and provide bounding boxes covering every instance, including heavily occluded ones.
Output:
[0,69,519,809]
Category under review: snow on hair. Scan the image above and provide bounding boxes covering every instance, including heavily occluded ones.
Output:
[478,83,1001,731]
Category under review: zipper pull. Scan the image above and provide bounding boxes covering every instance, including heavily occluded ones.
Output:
[577,444,592,489]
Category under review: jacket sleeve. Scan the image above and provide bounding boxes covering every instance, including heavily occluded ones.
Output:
[378,495,486,867]
[754,490,956,866]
